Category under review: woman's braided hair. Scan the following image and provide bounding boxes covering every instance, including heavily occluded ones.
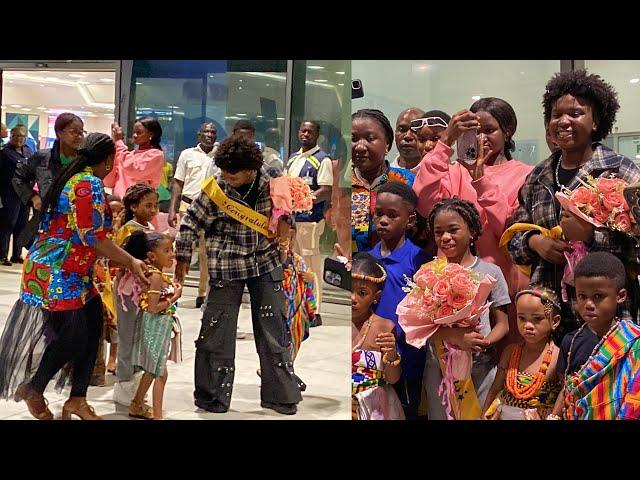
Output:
[427,197,483,255]
[352,108,394,149]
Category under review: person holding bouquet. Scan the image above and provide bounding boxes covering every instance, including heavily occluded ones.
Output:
[369,181,431,419]
[422,198,511,419]
[482,285,561,420]
[506,70,640,337]
[351,253,404,420]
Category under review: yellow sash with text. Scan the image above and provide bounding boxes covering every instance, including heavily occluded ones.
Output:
[434,341,482,420]
[202,176,275,238]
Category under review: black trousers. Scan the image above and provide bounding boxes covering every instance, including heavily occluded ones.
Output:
[31,295,103,397]
[194,266,303,409]
[0,192,28,260]
[393,377,424,420]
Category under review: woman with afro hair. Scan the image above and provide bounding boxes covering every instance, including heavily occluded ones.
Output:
[507,69,640,339]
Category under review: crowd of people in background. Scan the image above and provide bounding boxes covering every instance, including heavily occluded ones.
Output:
[351,69,640,421]
[0,110,342,419]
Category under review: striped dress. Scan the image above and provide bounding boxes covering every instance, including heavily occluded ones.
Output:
[564,319,640,420]
[282,252,315,361]
[132,269,177,377]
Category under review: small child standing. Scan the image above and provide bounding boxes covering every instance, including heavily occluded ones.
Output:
[113,183,159,406]
[423,198,511,420]
[482,286,561,420]
[351,253,404,420]
[549,252,640,420]
[369,181,431,420]
[124,230,182,420]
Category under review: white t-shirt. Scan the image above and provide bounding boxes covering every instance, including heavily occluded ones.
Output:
[174,143,219,200]
[285,145,333,186]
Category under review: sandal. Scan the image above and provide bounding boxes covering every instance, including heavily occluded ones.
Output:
[129,400,154,420]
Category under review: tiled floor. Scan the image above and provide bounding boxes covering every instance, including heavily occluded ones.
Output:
[0,264,351,420]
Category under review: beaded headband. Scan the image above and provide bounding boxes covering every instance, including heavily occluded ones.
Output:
[515,289,561,319]
[352,264,387,284]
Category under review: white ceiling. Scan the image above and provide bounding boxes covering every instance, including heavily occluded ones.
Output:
[1,70,116,118]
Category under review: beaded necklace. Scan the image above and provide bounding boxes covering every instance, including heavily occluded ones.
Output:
[506,342,554,400]
[352,316,373,352]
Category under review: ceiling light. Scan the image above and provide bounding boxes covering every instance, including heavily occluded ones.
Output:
[40,84,45,87]
[21,108,31,111]
[316,79,328,83]
[335,71,345,75]
[209,74,215,78]
[239,79,243,82]
[307,65,324,70]
[472,95,481,101]
[37,106,47,110]
[631,78,640,84]
[238,86,243,90]
[69,73,85,78]
[276,117,285,120]
[265,83,270,87]
[136,81,143,85]
[338,83,344,86]
[415,64,428,71]
[256,115,264,118]
[237,113,247,117]
[8,80,13,84]
[10,104,22,108]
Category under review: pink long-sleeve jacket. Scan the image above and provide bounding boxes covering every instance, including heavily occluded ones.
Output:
[413,140,534,296]
[103,140,165,199]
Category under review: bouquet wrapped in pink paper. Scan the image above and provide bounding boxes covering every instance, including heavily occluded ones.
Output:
[269,176,314,233]
[396,257,496,418]
[555,172,636,300]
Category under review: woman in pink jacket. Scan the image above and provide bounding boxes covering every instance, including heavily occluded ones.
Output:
[104,117,165,199]
[412,98,534,343]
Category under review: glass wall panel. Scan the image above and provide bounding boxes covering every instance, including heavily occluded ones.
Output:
[352,60,562,165]
[585,60,640,164]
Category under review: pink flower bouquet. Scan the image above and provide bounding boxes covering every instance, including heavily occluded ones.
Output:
[555,173,634,234]
[396,257,496,418]
[269,176,314,233]
[555,173,636,300]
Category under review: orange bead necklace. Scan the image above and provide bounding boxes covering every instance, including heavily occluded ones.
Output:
[506,342,554,400]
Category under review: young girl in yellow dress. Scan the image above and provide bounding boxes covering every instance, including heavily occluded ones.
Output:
[482,286,562,420]
[123,230,182,420]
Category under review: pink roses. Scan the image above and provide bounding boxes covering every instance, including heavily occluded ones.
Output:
[561,173,634,234]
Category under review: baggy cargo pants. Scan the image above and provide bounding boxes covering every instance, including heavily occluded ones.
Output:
[194,265,303,410]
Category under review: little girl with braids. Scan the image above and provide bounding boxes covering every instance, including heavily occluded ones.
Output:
[112,182,159,406]
[423,197,511,420]
[482,285,561,420]
[123,230,182,419]
[351,252,404,420]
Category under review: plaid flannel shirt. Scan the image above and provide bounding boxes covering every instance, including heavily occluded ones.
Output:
[507,144,640,322]
[175,167,280,281]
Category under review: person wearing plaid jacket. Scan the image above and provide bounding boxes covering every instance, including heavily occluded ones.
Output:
[508,70,640,338]
[174,136,302,415]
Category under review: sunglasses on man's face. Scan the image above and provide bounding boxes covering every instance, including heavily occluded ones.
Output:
[410,117,449,131]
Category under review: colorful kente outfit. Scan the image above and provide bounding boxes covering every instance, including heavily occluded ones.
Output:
[352,349,405,420]
[564,320,640,420]
[132,267,180,377]
[495,374,560,420]
[351,163,414,253]
[282,252,316,362]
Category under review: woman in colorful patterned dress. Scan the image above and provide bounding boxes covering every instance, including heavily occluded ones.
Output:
[351,109,415,254]
[123,230,182,420]
[0,133,149,420]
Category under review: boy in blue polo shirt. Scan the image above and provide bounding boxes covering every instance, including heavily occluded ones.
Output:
[370,181,431,420]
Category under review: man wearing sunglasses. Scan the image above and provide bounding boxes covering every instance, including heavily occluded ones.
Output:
[392,107,424,172]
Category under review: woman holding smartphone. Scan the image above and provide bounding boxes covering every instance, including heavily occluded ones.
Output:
[412,98,533,346]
